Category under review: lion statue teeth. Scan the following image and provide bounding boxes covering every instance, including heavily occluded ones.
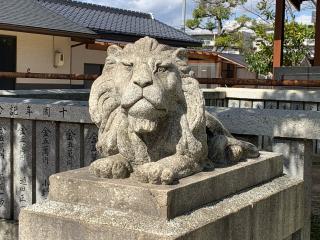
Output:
[88,36,259,185]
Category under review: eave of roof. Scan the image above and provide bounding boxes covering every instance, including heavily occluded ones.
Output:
[187,49,248,68]
[96,31,201,48]
[0,23,97,39]
[217,53,247,68]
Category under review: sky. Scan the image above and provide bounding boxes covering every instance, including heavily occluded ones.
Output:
[80,0,314,29]
[81,0,193,29]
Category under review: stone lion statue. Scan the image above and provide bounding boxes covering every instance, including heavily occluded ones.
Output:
[89,37,259,184]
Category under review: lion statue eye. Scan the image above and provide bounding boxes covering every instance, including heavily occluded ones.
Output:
[121,62,133,67]
[157,66,167,73]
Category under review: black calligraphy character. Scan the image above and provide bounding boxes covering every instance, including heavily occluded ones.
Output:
[41,180,49,197]
[59,107,67,118]
[26,106,33,117]
[9,105,18,116]
[0,149,4,159]
[20,194,26,202]
[66,129,75,141]
[19,177,27,186]
[41,127,51,137]
[43,107,51,117]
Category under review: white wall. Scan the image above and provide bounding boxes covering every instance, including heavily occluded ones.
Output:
[0,30,72,85]
[189,63,217,79]
[0,30,108,88]
[71,43,107,85]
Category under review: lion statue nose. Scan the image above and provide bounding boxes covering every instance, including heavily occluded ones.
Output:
[133,77,153,88]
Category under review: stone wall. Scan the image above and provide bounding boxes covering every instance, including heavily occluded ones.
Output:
[0,88,319,239]
[0,97,97,221]
[205,87,320,240]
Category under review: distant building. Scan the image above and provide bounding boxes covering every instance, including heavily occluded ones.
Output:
[185,28,257,86]
[187,28,254,54]
[186,29,216,48]
[188,50,256,88]
[0,0,201,89]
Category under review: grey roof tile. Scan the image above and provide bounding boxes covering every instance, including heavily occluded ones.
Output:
[0,0,95,36]
[218,52,248,67]
[0,0,200,46]
[37,0,200,45]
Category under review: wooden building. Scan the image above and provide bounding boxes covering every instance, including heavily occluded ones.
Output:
[187,50,256,87]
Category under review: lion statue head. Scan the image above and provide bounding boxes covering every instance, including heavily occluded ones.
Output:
[89,37,259,184]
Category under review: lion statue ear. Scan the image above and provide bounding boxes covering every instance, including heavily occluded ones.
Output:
[101,45,123,72]
[107,45,123,57]
[172,48,189,74]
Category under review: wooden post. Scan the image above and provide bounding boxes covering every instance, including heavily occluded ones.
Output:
[314,1,320,65]
[273,0,285,69]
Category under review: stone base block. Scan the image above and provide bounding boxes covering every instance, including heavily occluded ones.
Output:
[0,220,18,240]
[20,176,303,240]
[48,152,283,219]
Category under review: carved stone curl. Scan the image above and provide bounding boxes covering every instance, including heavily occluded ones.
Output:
[89,37,259,184]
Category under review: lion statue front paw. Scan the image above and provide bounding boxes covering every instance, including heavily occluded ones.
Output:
[133,162,176,185]
[89,154,132,179]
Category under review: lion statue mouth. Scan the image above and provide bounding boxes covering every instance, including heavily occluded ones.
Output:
[127,99,166,117]
[121,94,167,121]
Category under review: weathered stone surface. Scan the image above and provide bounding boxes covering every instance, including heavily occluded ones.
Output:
[304,103,317,111]
[13,119,33,220]
[265,101,278,109]
[0,97,91,123]
[228,99,240,108]
[49,152,282,219]
[19,176,304,240]
[206,87,320,102]
[83,124,99,166]
[240,100,252,108]
[208,107,320,139]
[278,102,291,110]
[59,123,81,172]
[273,139,304,178]
[291,102,304,110]
[88,37,259,184]
[252,101,264,109]
[0,119,12,219]
[35,121,56,202]
[0,220,18,240]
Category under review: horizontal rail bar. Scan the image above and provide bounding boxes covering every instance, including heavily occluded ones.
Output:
[198,78,320,87]
[0,72,99,80]
[1,72,320,87]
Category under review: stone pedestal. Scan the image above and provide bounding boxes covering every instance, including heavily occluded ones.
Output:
[19,152,304,240]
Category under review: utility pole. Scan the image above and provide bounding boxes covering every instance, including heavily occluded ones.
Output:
[182,0,187,32]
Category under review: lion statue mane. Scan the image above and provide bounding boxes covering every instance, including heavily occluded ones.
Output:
[89,37,259,185]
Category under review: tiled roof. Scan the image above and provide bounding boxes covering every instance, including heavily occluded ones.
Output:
[0,0,95,37]
[0,0,200,46]
[218,53,248,68]
[37,0,200,46]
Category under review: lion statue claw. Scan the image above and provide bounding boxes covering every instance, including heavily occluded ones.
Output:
[88,37,259,185]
